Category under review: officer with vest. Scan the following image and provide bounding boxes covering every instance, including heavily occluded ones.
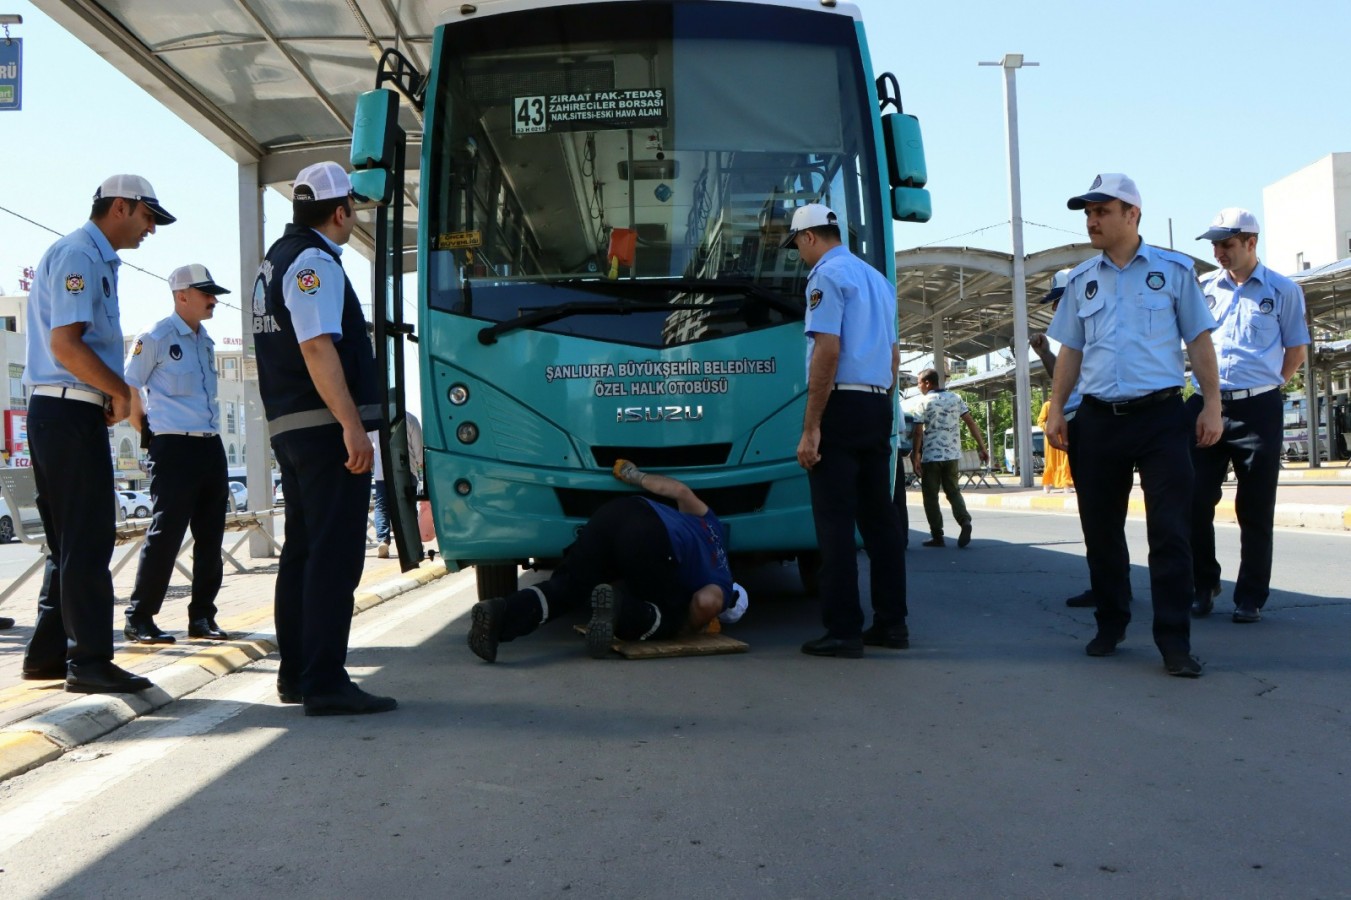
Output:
[253,161,395,716]
[788,204,908,658]
[1189,208,1310,624]
[20,174,175,694]
[122,264,233,645]
[1045,173,1222,678]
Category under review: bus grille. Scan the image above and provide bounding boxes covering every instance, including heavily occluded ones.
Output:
[555,483,770,519]
[591,444,732,468]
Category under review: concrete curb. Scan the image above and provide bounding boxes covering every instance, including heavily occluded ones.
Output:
[909,493,1351,533]
[0,560,449,784]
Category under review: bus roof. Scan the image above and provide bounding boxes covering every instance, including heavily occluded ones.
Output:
[438,0,863,27]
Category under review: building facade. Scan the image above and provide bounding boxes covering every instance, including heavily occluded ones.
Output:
[1263,152,1351,275]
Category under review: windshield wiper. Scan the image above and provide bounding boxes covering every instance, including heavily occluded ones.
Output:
[478,298,721,345]
[473,278,804,344]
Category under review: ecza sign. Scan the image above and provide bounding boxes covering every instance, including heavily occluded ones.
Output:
[0,39,20,111]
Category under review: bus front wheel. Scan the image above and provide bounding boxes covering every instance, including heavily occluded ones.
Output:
[476,564,519,601]
[797,551,822,596]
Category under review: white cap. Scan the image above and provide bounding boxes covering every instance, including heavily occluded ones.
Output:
[1197,207,1260,241]
[718,582,749,624]
[94,174,176,225]
[1067,173,1141,210]
[293,161,365,202]
[1041,268,1071,304]
[780,203,839,248]
[168,263,230,295]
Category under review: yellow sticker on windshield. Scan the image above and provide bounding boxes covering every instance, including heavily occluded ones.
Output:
[437,230,482,250]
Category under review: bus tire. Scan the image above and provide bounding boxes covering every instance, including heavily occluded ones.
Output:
[476,563,519,600]
[797,551,822,597]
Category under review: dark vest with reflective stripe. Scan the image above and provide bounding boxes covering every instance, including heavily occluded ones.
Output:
[253,223,380,434]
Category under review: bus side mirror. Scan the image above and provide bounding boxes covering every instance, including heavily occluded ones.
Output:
[882,112,927,189]
[350,169,393,206]
[892,187,932,223]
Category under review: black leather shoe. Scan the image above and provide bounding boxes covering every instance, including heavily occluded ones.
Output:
[188,619,230,639]
[303,683,397,717]
[124,618,176,644]
[1164,653,1203,677]
[585,583,618,659]
[921,536,945,548]
[1190,584,1219,618]
[1065,589,1095,608]
[0,616,14,630]
[1085,630,1125,657]
[65,662,153,694]
[957,521,973,548]
[22,662,67,680]
[801,634,864,658]
[1232,605,1261,624]
[861,623,909,649]
[468,597,507,663]
[277,679,302,704]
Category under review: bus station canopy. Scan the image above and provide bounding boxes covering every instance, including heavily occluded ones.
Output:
[32,0,437,258]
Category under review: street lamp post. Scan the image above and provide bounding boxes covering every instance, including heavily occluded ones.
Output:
[979,53,1038,487]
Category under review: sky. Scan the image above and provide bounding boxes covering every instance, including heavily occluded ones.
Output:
[2,0,1350,382]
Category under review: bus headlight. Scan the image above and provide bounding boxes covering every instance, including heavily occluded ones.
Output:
[456,422,479,444]
[448,384,470,405]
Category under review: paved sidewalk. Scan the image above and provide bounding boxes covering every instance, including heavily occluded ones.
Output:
[0,534,448,782]
[903,469,1351,533]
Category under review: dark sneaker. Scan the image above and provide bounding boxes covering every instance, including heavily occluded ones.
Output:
[861,623,909,649]
[921,536,945,548]
[1164,654,1203,677]
[1065,589,1095,608]
[1232,605,1261,624]
[303,683,397,716]
[957,521,973,548]
[1190,584,1219,618]
[800,634,865,658]
[585,583,619,659]
[1085,630,1125,657]
[468,597,507,663]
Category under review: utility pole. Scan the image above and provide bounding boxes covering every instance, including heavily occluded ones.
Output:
[980,53,1037,486]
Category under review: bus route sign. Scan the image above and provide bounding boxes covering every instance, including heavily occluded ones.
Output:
[513,89,666,135]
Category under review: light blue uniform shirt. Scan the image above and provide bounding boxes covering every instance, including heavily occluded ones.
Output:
[1048,241,1216,402]
[124,313,219,432]
[1201,262,1310,390]
[285,229,347,342]
[23,221,124,392]
[803,245,897,387]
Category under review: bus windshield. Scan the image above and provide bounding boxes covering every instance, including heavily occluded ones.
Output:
[424,1,885,348]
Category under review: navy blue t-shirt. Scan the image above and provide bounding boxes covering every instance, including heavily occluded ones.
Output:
[642,498,734,609]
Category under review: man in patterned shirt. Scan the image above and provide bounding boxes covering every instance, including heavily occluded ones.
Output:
[909,368,988,548]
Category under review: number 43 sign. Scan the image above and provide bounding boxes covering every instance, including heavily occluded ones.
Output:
[514,96,546,134]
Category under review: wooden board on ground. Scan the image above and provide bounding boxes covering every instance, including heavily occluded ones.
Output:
[571,625,748,658]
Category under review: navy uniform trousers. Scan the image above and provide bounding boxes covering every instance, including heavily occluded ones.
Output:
[809,390,907,639]
[272,423,372,696]
[126,434,228,623]
[1186,390,1282,609]
[1074,394,1193,655]
[23,395,118,670]
[496,496,688,643]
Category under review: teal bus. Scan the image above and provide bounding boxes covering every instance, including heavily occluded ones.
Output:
[353,0,932,596]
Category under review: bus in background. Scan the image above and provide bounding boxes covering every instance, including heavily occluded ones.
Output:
[1003,427,1045,477]
[351,0,932,594]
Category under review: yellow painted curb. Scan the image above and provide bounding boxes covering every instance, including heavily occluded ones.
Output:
[1345,509,1351,530]
[1029,496,1066,510]
[184,644,259,676]
[0,731,62,782]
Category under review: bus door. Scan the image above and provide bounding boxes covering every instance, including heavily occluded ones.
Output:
[353,86,422,572]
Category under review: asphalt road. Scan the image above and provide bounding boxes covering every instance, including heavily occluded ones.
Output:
[0,509,1348,898]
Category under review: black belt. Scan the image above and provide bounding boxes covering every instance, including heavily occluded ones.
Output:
[1081,388,1180,416]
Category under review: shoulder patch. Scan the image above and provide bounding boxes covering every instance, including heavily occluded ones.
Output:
[102,276,111,298]
[132,339,143,357]
[64,274,86,294]
[169,344,182,361]
[295,268,321,295]
[808,289,823,310]
[1085,280,1098,300]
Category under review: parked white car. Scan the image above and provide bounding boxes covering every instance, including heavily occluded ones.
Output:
[114,492,132,522]
[118,490,153,519]
[228,481,248,511]
[0,497,13,543]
